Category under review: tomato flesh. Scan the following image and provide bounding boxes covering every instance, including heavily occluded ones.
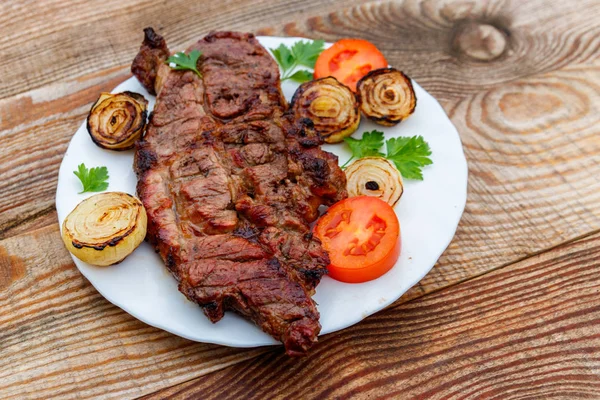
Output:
[314,39,388,91]
[315,196,401,283]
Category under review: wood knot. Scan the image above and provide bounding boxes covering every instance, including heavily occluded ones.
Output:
[453,22,507,61]
[0,245,26,290]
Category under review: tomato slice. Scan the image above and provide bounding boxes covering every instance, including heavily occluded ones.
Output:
[315,196,401,283]
[314,39,388,91]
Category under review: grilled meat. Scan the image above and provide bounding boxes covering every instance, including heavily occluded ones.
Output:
[132,28,347,355]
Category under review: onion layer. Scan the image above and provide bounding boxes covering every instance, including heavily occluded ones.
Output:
[62,192,147,266]
[357,68,416,126]
[87,91,148,150]
[290,77,360,143]
[345,157,404,206]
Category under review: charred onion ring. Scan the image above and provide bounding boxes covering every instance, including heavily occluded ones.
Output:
[357,68,416,126]
[87,91,148,150]
[62,192,147,266]
[345,157,403,206]
[290,77,360,143]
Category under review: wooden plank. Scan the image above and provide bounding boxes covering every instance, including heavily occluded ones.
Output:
[0,0,369,100]
[2,0,599,239]
[314,0,600,104]
[142,230,600,399]
[3,107,600,396]
[0,225,266,400]
[417,62,600,292]
[274,0,600,103]
[1,0,598,101]
[1,0,599,398]
[2,0,599,237]
[0,41,598,400]
[0,220,476,399]
[0,210,58,241]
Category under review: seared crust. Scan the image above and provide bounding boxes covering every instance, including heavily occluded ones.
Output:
[132,29,347,355]
[131,27,170,95]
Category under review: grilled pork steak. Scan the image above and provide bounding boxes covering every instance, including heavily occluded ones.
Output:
[132,28,347,355]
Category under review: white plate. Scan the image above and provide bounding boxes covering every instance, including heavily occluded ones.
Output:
[56,36,468,348]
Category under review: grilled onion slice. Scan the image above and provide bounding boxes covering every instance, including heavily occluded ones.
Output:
[357,68,416,126]
[62,192,147,266]
[345,157,403,206]
[290,77,360,143]
[87,91,148,150]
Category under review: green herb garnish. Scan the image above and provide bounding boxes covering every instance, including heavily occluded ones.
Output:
[166,50,202,77]
[342,130,433,180]
[73,163,109,194]
[343,130,385,164]
[270,40,325,83]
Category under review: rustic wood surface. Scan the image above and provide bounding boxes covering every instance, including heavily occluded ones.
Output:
[0,0,599,398]
[144,231,600,399]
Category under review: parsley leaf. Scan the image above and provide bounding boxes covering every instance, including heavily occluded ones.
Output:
[73,163,109,194]
[343,130,385,167]
[291,39,325,68]
[270,40,324,83]
[386,136,433,180]
[288,70,314,83]
[341,130,433,180]
[166,50,202,77]
[271,44,294,71]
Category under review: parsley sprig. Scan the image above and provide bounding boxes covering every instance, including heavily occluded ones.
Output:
[270,40,325,83]
[343,131,433,180]
[344,131,385,162]
[166,50,202,77]
[73,163,109,194]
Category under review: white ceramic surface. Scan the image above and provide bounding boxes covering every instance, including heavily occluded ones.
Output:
[56,36,468,348]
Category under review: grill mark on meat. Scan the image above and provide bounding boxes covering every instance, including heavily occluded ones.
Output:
[133,28,347,355]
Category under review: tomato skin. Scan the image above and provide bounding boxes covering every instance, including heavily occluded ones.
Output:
[315,196,401,283]
[314,39,388,91]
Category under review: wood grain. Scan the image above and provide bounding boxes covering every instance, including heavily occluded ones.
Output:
[0,0,365,238]
[0,225,266,399]
[143,230,600,400]
[2,0,598,240]
[272,0,600,99]
[2,0,598,101]
[2,0,599,264]
[2,0,599,238]
[1,0,600,398]
[0,0,369,100]
[416,62,600,293]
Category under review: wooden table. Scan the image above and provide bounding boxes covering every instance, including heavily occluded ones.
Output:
[1,0,599,398]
